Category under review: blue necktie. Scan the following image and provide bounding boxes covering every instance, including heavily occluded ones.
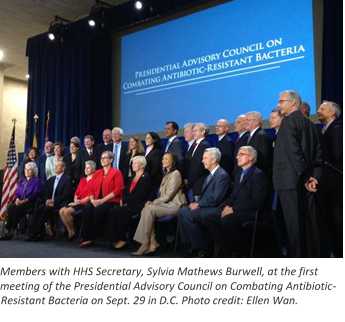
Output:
[52,176,60,200]
[113,144,119,168]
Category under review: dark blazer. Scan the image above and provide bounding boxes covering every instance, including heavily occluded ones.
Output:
[145,148,163,189]
[224,166,267,222]
[247,128,273,176]
[63,152,84,190]
[108,141,129,177]
[43,174,73,209]
[38,154,50,181]
[198,166,230,208]
[166,137,184,172]
[216,135,235,176]
[185,138,211,195]
[273,110,322,190]
[320,118,342,194]
[123,172,152,214]
[80,148,98,165]
[233,132,249,176]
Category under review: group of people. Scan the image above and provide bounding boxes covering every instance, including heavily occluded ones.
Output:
[0,90,342,257]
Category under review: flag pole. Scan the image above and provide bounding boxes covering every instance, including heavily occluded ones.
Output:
[45,111,50,142]
[32,114,38,148]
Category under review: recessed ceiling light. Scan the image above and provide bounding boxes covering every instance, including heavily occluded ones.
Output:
[0,50,4,61]
[26,74,30,79]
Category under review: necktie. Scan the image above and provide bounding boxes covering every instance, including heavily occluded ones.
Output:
[239,170,245,183]
[189,141,197,154]
[52,176,60,200]
[165,140,171,152]
[113,144,119,168]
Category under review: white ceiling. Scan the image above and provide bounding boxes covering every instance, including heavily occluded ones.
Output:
[0,0,128,81]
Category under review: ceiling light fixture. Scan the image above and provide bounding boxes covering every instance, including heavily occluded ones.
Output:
[47,16,71,42]
[88,0,113,28]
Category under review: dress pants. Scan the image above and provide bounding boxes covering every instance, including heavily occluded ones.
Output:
[28,205,57,237]
[6,203,33,232]
[108,205,135,242]
[80,203,114,241]
[134,204,180,245]
[178,206,218,251]
[277,189,303,257]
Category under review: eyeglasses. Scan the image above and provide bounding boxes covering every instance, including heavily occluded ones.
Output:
[101,157,110,160]
[237,152,250,157]
[278,99,291,103]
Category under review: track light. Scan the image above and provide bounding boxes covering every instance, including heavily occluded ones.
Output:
[47,16,71,42]
[88,0,112,28]
[134,1,143,10]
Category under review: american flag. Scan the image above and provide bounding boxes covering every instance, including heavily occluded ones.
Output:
[0,123,18,218]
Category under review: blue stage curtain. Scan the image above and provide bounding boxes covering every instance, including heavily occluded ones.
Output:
[25,20,113,151]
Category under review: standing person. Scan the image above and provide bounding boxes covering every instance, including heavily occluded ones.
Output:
[81,135,97,164]
[183,123,195,153]
[125,136,145,181]
[317,101,343,257]
[38,141,54,181]
[63,137,83,191]
[18,147,39,177]
[109,127,128,177]
[46,142,64,180]
[184,123,210,200]
[273,90,322,257]
[144,132,163,194]
[164,121,184,172]
[95,129,113,168]
[215,118,235,176]
[233,114,249,176]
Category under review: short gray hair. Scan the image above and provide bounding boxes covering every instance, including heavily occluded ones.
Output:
[204,147,222,163]
[85,160,96,171]
[323,100,341,118]
[25,161,38,177]
[217,118,230,127]
[55,160,66,168]
[280,90,302,108]
[239,145,257,163]
[184,122,194,130]
[193,122,208,136]
[246,111,263,126]
[132,155,147,169]
[102,150,114,160]
[112,127,124,135]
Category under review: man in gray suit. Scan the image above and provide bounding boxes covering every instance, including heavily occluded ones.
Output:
[273,90,322,257]
[178,147,230,257]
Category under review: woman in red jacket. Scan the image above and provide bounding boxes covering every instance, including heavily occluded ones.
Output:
[59,160,97,240]
[80,150,124,247]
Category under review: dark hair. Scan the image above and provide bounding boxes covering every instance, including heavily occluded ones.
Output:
[25,147,39,162]
[70,141,80,149]
[162,152,177,174]
[54,142,65,156]
[84,134,94,142]
[166,121,179,133]
[146,131,161,149]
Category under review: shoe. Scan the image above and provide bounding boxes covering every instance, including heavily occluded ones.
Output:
[131,244,149,256]
[25,234,44,242]
[0,234,13,241]
[80,240,93,248]
[145,244,160,256]
[197,250,208,258]
[68,234,76,241]
[113,240,127,250]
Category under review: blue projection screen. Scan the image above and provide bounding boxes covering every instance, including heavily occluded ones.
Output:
[119,0,316,134]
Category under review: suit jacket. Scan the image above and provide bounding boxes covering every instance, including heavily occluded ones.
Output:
[123,172,152,214]
[43,174,73,209]
[224,166,267,222]
[63,152,84,190]
[166,137,184,172]
[247,128,273,176]
[108,141,129,177]
[233,132,249,177]
[145,147,163,189]
[184,138,210,195]
[320,118,342,194]
[38,153,51,181]
[273,110,322,190]
[198,166,230,208]
[216,135,235,175]
[152,169,186,208]
[80,148,98,165]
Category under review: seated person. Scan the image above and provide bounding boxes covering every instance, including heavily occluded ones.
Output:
[178,147,230,257]
[79,151,124,248]
[0,162,42,240]
[59,160,97,240]
[132,152,187,256]
[206,146,268,257]
[27,160,73,241]
[109,156,152,250]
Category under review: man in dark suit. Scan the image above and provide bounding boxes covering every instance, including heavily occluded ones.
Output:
[178,147,230,256]
[27,160,73,240]
[317,101,343,257]
[183,123,195,154]
[246,111,273,176]
[273,90,322,257]
[80,135,97,167]
[205,145,268,257]
[215,118,235,176]
[184,123,210,198]
[109,127,128,177]
[38,141,54,181]
[95,129,112,168]
[233,114,249,176]
[164,121,184,171]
